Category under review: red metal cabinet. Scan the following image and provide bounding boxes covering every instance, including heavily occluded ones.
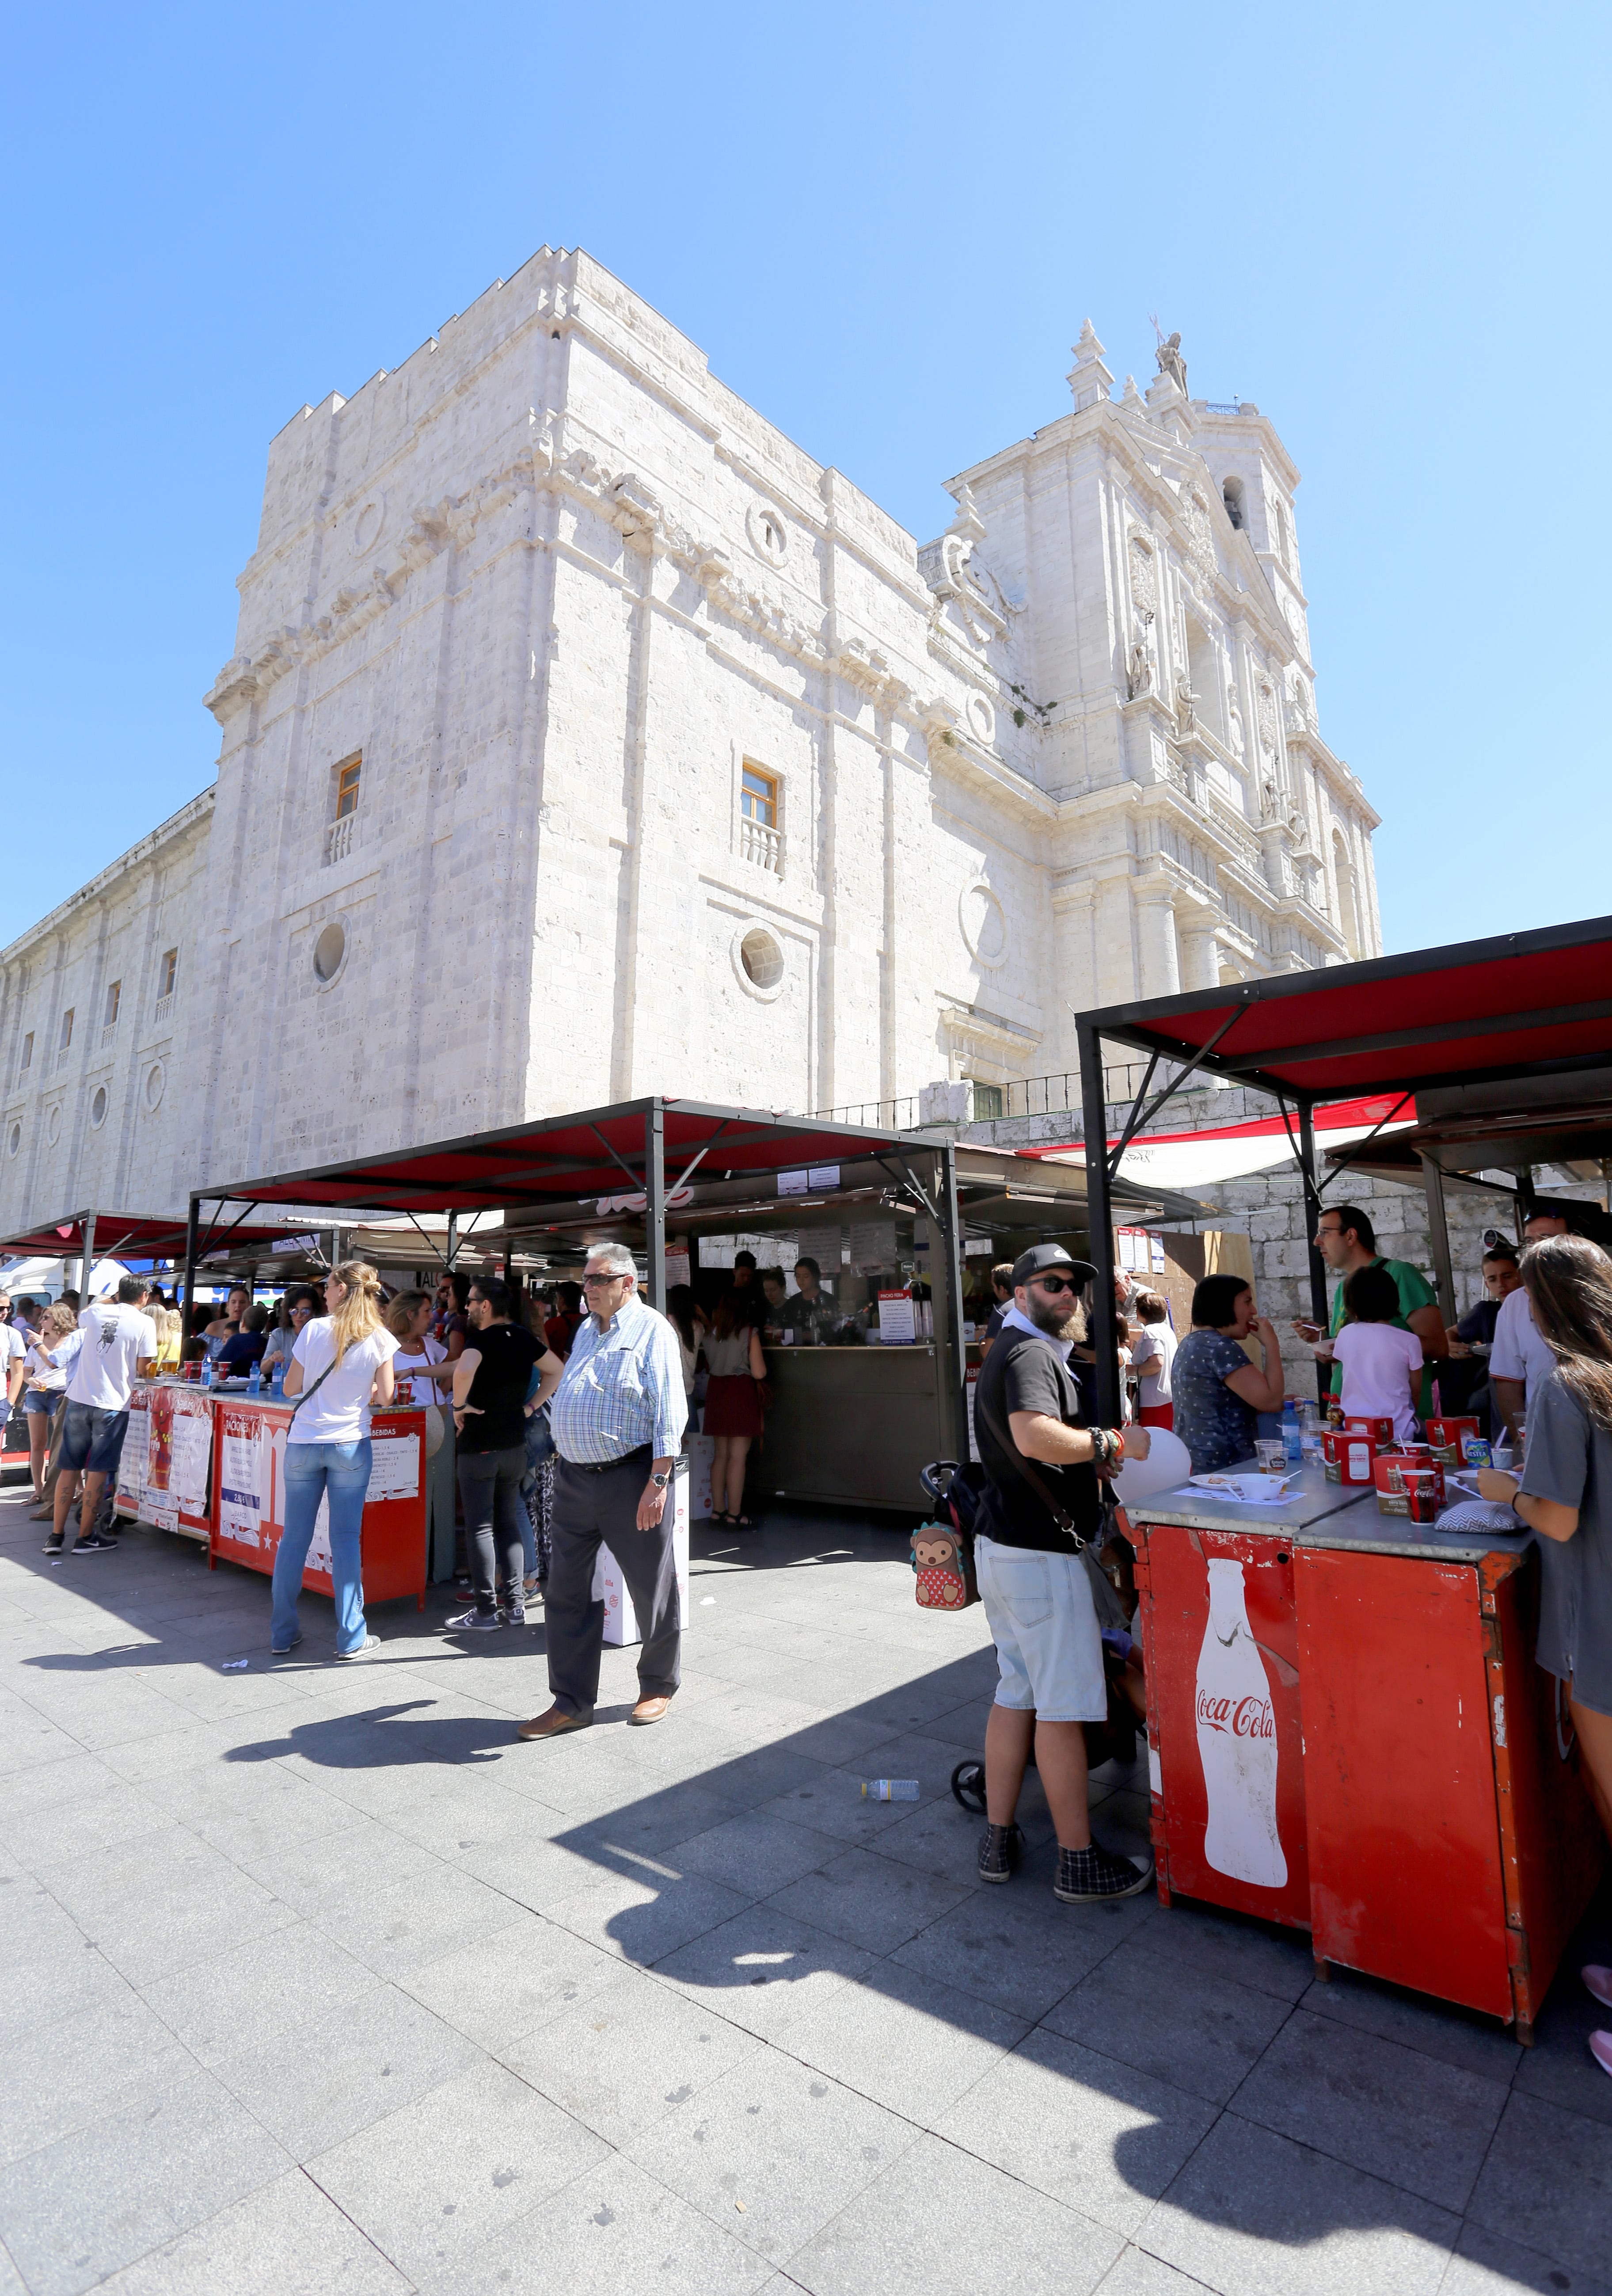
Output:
[1296,1543,1604,2038]
[1135,1520,1311,1930]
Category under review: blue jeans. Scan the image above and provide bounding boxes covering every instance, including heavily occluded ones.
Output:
[272,1439,372,1654]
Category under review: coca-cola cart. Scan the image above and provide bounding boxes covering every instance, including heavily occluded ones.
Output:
[1131,1461,1605,2039]
[1130,1463,1367,1934]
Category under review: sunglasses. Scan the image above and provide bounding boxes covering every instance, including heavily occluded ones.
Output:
[1031,1275,1080,1296]
[582,1271,628,1288]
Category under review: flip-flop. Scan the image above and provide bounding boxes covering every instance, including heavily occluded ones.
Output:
[1584,1965,1612,2009]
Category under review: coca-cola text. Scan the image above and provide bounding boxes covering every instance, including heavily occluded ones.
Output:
[1195,1689,1275,1740]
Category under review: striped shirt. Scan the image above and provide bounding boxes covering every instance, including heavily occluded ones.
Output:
[550,1294,687,1466]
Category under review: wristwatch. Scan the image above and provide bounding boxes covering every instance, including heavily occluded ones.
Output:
[650,1470,671,1489]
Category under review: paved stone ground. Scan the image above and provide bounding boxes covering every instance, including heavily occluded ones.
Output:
[0,1485,1609,2296]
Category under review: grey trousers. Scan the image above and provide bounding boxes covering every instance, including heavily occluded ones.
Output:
[546,1453,681,1717]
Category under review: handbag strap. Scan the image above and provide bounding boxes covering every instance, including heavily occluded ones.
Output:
[975,1374,1091,1553]
[286,1357,338,1420]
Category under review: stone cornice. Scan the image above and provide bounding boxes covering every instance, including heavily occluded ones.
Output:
[0,788,216,969]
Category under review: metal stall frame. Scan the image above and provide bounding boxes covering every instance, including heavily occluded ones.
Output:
[1074,915,1612,1426]
[186,1100,978,1465]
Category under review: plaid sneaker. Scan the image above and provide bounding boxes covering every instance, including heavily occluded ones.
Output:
[977,1822,1023,1884]
[1054,1841,1154,1903]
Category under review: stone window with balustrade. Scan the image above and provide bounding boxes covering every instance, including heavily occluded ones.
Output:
[738,760,783,875]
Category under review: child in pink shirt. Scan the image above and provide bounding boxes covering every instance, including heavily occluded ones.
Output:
[1322,1262,1423,1443]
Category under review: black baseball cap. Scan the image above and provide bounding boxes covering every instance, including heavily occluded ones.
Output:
[1011,1244,1097,1288]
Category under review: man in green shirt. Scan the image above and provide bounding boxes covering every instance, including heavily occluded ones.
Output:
[1293,1203,1445,1409]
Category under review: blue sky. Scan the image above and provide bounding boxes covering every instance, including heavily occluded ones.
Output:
[4,1,1606,952]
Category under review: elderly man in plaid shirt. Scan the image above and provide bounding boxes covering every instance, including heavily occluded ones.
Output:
[519,1241,688,1739]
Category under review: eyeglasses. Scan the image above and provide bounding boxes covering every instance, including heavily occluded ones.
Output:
[1031,1276,1079,1296]
[582,1271,628,1288]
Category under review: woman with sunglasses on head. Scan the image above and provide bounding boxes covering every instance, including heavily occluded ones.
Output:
[1171,1275,1289,1475]
[1476,1234,1612,2079]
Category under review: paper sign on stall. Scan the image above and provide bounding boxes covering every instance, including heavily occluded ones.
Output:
[367,1432,420,1501]
[877,1291,916,1345]
[169,1405,213,1511]
[218,1415,270,1551]
[663,1248,691,1291]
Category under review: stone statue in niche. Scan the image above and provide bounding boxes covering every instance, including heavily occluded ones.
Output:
[1175,677,1198,735]
[1154,331,1189,396]
[1126,637,1153,700]
[1227,696,1246,758]
[1259,777,1281,822]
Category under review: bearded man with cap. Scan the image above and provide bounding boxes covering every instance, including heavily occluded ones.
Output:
[969,1243,1155,1905]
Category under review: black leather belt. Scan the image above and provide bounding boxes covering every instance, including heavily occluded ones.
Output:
[561,1444,652,1477]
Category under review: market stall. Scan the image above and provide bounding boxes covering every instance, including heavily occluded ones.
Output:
[1076,916,1612,2036]
[114,1379,216,1539]
[1129,1459,1604,2039]
[186,1100,1207,1518]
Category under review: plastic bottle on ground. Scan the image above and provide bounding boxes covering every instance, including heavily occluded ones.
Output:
[862,1779,920,1801]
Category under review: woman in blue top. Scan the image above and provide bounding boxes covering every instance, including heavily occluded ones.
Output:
[1171,1274,1289,1474]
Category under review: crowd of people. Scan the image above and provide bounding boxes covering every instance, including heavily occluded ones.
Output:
[8,1197,1612,2073]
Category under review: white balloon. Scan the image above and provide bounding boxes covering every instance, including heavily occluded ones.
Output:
[1112,1427,1192,1506]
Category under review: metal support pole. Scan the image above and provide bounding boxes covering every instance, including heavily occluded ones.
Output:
[935,1143,970,1461]
[1421,1152,1458,1327]
[80,1214,98,1305]
[1296,1102,1330,1331]
[182,1198,198,1326]
[445,1211,459,1271]
[1078,1023,1120,1428]
[645,1104,666,1311]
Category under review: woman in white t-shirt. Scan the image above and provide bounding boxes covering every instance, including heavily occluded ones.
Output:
[1317,1261,1423,1444]
[1130,1290,1179,1430]
[21,1302,75,1500]
[385,1290,456,1585]
[271,1262,398,1660]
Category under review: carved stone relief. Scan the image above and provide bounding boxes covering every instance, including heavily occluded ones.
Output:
[1129,533,1158,621]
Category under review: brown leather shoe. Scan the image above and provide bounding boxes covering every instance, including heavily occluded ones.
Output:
[516,1704,592,1741]
[630,1694,673,1726]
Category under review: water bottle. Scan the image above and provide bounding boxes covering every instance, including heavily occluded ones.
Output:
[247,1359,261,1395]
[270,1361,284,1399]
[1297,1399,1322,1457]
[200,1356,213,1391]
[862,1779,920,1802]
[1281,1397,1302,1466]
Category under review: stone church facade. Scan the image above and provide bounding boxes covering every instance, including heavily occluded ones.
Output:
[0,247,1380,1229]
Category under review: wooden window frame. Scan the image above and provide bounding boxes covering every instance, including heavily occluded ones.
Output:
[160,948,178,998]
[335,755,363,821]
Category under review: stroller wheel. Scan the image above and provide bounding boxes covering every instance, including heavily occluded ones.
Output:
[950,1759,987,1815]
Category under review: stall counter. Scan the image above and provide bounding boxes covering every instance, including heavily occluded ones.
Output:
[114,1378,216,1541]
[755,1342,951,1512]
[209,1394,430,1608]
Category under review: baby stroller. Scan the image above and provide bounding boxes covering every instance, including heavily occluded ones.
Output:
[917,1458,1143,1815]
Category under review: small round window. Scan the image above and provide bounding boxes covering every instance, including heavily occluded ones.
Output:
[738,927,784,993]
[313,921,347,983]
[144,1061,165,1111]
[6,1123,18,1158]
[90,1085,108,1129]
[46,1105,61,1147]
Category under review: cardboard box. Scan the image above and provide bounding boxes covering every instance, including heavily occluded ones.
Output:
[1323,1428,1379,1485]
[594,1456,690,1647]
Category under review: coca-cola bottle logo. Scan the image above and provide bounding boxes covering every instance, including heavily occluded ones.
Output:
[1195,1690,1275,1740]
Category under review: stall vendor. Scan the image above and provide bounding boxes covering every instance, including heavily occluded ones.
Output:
[780,1257,837,1342]
[1293,1203,1444,1410]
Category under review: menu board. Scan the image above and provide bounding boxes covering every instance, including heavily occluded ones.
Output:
[115,1384,214,1533]
[878,1291,917,1345]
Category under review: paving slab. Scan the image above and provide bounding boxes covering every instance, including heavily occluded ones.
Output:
[1135,2111,1457,2296]
[779,1954,1027,2124]
[1231,2007,1507,2213]
[1442,2216,1612,2296]
[1296,1965,1527,2083]
[140,1920,384,2067]
[496,1961,760,2145]
[1093,2249,1222,2295]
[307,2056,609,2279]
[784,2131,1125,2296]
[650,1903,878,2041]
[765,1843,971,1954]
[1045,1928,1296,2106]
[1464,2089,1612,2279]
[627,2049,920,2266]
[932,2025,1218,2237]
[421,2150,774,2296]
[0,2065,290,2296]
[894,1871,1154,2020]
[93,2166,411,2295]
[212,1981,485,2161]
[399,1909,622,2048]
[544,1859,753,1966]
[0,1991,195,2166]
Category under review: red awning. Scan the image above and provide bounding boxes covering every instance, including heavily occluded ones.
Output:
[1079,917,1612,1101]
[200,1100,946,1220]
[0,1212,299,1262]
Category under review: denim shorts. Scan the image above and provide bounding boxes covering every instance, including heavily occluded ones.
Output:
[57,1401,132,1476]
[21,1389,58,1416]
[975,1534,1106,1722]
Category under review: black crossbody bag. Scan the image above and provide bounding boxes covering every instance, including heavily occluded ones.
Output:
[973,1384,1092,1554]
